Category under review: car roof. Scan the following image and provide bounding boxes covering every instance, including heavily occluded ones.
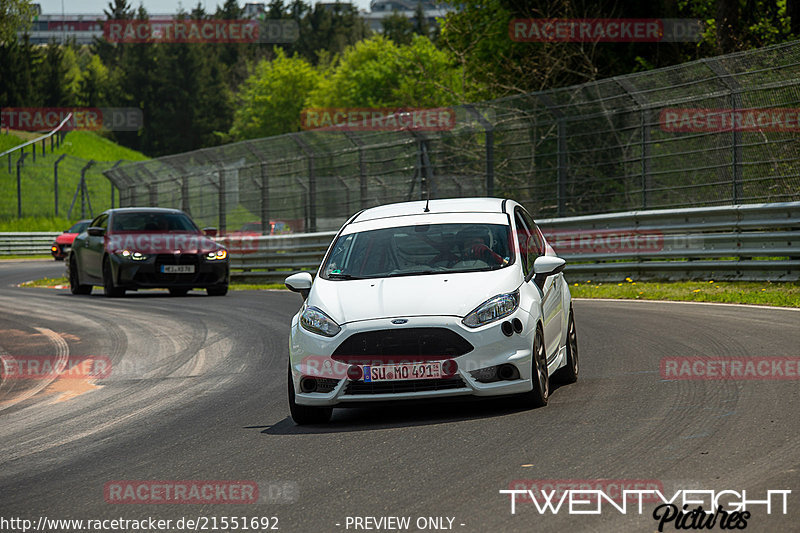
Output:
[105,207,186,215]
[352,197,510,223]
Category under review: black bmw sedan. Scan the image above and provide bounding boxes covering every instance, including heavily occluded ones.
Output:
[67,208,229,297]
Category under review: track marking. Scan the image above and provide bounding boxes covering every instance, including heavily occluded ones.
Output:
[0,327,69,412]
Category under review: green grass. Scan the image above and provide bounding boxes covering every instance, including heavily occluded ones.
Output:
[0,216,75,231]
[0,254,53,260]
[568,279,800,307]
[0,134,25,153]
[0,130,149,220]
[230,282,286,290]
[19,276,68,287]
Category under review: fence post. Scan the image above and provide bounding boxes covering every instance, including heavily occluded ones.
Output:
[32,141,36,162]
[463,105,495,196]
[291,134,316,232]
[81,160,96,218]
[260,162,270,233]
[54,154,67,217]
[108,160,123,209]
[16,152,29,218]
[616,77,651,208]
[705,59,743,204]
[535,93,568,216]
[343,132,367,208]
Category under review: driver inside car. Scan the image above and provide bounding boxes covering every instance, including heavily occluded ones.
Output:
[457,228,505,265]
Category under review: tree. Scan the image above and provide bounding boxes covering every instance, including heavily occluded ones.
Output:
[229,48,321,139]
[412,3,428,38]
[382,11,414,45]
[40,42,70,106]
[77,54,110,106]
[308,34,462,109]
[1,0,37,45]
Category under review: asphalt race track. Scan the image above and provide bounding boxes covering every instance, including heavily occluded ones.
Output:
[1,260,798,533]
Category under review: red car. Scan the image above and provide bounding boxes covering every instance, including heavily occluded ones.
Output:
[51,220,91,260]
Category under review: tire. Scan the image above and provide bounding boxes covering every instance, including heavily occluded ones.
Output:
[102,257,125,298]
[68,255,92,295]
[287,365,332,425]
[525,328,549,408]
[557,309,579,384]
[206,284,228,296]
[169,288,189,296]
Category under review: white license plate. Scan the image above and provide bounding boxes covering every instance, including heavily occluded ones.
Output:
[161,265,195,274]
[363,362,442,382]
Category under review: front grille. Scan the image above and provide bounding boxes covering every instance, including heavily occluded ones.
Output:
[332,328,473,364]
[315,378,340,393]
[344,377,467,395]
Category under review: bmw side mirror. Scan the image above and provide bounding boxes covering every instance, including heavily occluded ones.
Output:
[285,272,313,300]
[531,256,566,288]
[203,227,218,237]
[87,226,106,237]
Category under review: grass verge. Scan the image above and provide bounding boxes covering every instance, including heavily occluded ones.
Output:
[568,279,800,308]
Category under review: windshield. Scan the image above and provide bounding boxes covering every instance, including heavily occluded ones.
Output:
[111,212,199,232]
[321,223,514,280]
[69,221,90,233]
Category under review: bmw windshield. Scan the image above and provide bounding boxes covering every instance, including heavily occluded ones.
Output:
[321,223,514,280]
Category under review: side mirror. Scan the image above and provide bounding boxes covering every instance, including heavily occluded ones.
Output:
[203,227,218,237]
[530,256,566,288]
[87,226,106,237]
[285,272,313,300]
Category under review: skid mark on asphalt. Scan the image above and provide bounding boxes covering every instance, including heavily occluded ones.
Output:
[0,328,70,411]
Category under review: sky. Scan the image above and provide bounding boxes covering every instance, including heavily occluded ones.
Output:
[36,0,375,16]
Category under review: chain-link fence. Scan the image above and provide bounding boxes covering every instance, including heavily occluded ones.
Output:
[106,40,800,233]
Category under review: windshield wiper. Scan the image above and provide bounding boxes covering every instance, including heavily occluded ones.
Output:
[327,272,364,280]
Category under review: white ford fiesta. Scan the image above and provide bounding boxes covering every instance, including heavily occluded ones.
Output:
[284,198,579,424]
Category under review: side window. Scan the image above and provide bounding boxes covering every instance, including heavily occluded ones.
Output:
[514,210,533,278]
[89,214,107,230]
[521,209,544,258]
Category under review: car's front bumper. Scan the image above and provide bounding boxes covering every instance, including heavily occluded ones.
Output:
[289,312,537,407]
[110,253,229,289]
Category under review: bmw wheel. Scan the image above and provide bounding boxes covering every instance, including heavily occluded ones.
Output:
[69,255,92,295]
[102,257,125,298]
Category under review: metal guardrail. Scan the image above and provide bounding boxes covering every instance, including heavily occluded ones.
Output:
[1,202,796,281]
[537,201,800,281]
[219,202,799,283]
[0,232,60,256]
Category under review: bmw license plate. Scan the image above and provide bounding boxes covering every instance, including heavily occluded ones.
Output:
[363,362,441,382]
[161,265,195,274]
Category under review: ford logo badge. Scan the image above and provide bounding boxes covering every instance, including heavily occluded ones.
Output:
[391,319,408,325]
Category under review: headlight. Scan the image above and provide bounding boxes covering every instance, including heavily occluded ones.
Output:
[462,290,520,328]
[116,250,148,261]
[300,306,341,337]
[206,250,227,260]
